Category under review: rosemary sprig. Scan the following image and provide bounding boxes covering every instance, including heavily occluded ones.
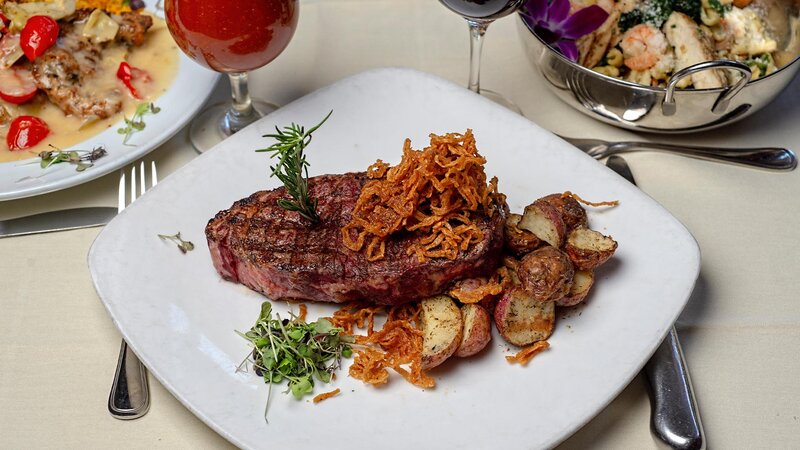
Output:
[157,232,195,253]
[255,110,332,223]
[236,301,352,422]
[118,102,161,146]
[38,145,107,172]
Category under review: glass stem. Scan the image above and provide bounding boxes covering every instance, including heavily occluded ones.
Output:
[223,72,260,136]
[467,20,489,94]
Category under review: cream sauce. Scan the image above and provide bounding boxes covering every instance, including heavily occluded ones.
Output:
[0,15,179,163]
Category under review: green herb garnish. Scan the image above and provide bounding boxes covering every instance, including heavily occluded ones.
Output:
[237,301,353,422]
[158,232,195,253]
[744,54,772,73]
[38,145,107,172]
[118,102,161,145]
[256,110,332,223]
[618,0,701,31]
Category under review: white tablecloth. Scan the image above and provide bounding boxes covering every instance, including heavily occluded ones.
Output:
[2,0,799,448]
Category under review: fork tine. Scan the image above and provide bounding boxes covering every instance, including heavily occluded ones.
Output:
[151,161,158,186]
[130,165,137,204]
[118,171,126,213]
[139,161,146,196]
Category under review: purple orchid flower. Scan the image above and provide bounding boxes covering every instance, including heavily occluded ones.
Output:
[520,0,610,62]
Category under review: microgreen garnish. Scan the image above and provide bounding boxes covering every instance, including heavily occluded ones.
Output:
[237,301,353,422]
[157,232,195,253]
[38,145,107,172]
[255,110,332,224]
[118,102,161,145]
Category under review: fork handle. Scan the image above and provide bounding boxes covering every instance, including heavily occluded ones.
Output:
[644,327,706,450]
[108,340,150,419]
[610,141,797,171]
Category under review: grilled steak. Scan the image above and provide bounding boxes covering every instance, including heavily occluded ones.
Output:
[206,173,505,306]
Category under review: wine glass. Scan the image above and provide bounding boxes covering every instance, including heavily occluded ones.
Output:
[165,0,299,152]
[439,0,524,112]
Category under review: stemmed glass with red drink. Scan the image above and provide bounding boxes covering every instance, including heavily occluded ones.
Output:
[439,0,524,112]
[165,0,299,152]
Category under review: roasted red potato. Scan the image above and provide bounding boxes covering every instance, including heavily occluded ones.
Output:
[539,193,588,232]
[504,213,542,256]
[455,303,492,357]
[517,246,575,302]
[556,270,595,307]
[420,295,463,369]
[564,228,618,270]
[518,199,567,248]
[494,288,555,346]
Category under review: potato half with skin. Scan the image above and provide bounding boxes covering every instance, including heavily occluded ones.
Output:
[504,213,542,256]
[557,270,595,307]
[420,295,463,369]
[519,199,567,248]
[517,246,575,302]
[455,303,492,357]
[539,193,588,233]
[564,228,618,270]
[494,288,556,346]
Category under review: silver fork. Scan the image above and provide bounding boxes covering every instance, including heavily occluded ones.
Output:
[108,161,158,420]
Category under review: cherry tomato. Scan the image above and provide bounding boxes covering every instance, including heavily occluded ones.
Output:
[6,116,50,150]
[20,16,59,62]
[116,61,152,99]
[0,67,38,104]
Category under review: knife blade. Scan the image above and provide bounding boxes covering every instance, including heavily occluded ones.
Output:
[606,155,706,450]
[0,206,117,238]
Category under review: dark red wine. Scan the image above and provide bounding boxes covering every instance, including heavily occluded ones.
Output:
[439,0,523,20]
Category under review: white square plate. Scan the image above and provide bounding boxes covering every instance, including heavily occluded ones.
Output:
[89,68,700,449]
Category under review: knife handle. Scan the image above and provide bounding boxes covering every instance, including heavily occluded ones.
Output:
[644,327,706,450]
[611,141,796,171]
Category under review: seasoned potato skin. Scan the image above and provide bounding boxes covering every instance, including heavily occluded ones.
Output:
[504,213,542,256]
[517,246,575,302]
[557,269,595,307]
[519,199,567,248]
[455,304,492,357]
[540,193,588,232]
[494,288,555,346]
[420,295,463,370]
[564,228,618,270]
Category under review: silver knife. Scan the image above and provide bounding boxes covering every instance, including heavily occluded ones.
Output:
[606,155,706,450]
[563,135,797,171]
[0,207,117,238]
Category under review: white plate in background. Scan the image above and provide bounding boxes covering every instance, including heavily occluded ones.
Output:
[89,68,700,449]
[0,1,219,201]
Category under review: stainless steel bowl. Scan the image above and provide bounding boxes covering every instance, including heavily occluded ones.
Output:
[517,1,800,133]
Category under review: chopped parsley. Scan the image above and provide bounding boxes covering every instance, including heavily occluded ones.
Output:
[618,0,701,31]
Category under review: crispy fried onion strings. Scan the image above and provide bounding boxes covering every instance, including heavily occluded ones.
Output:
[312,388,341,404]
[561,191,619,207]
[342,130,502,262]
[505,341,550,366]
[330,302,434,388]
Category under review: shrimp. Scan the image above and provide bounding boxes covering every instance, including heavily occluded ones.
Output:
[620,24,670,71]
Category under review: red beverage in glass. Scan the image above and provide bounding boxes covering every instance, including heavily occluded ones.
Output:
[164,0,300,152]
[166,0,299,72]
